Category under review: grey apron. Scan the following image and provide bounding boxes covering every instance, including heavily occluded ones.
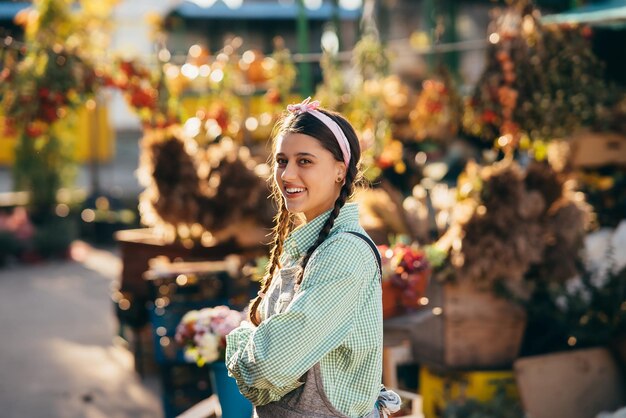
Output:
[255,261,381,418]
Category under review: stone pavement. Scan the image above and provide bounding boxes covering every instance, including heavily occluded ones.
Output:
[0,244,163,418]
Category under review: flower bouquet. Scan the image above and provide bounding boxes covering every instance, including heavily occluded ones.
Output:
[175,305,246,366]
[175,305,253,418]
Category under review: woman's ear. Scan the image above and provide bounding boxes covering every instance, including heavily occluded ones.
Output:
[335,161,347,181]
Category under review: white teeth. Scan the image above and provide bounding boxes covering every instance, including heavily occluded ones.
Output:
[286,187,305,193]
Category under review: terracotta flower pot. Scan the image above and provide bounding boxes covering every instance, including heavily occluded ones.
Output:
[382,279,402,319]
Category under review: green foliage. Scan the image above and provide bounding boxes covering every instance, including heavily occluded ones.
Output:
[0,0,114,217]
[562,263,626,347]
[13,132,75,221]
[352,33,389,80]
[442,383,525,418]
[521,261,626,356]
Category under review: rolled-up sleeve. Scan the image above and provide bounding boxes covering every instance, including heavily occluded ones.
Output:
[225,235,373,406]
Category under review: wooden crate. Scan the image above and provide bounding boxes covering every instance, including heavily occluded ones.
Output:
[394,389,425,418]
[514,347,626,418]
[569,131,626,168]
[409,279,526,369]
[114,228,265,320]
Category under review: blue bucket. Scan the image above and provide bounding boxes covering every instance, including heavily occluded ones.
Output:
[209,361,254,418]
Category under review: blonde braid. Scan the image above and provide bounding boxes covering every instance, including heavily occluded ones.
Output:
[247,203,291,326]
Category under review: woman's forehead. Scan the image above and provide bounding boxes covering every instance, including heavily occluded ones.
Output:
[275,132,324,154]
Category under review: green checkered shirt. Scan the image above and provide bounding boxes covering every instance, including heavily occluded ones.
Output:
[225,202,383,417]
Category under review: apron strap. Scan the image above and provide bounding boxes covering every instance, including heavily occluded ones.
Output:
[343,231,382,283]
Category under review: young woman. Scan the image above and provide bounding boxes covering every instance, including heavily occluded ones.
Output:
[225,98,401,417]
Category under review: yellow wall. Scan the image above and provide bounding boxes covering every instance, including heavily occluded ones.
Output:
[0,104,115,165]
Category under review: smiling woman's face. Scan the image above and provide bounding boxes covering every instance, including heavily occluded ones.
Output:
[274,132,346,221]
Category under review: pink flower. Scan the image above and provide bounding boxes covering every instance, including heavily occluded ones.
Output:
[174,305,246,366]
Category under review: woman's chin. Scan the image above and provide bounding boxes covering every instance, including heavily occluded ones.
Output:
[284,202,304,214]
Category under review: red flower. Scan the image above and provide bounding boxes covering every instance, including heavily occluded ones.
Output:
[209,105,229,131]
[481,109,498,124]
[386,243,431,311]
[25,122,44,138]
[120,61,136,77]
[130,88,156,108]
[101,74,117,88]
[0,68,10,83]
[3,118,17,137]
[40,104,59,123]
[265,88,281,105]
[426,101,443,114]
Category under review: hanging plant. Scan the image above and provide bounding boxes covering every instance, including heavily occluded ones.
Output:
[463,0,614,153]
[410,70,462,142]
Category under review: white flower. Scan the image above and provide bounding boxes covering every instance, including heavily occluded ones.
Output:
[555,295,568,311]
[611,221,626,273]
[197,333,220,363]
[180,310,200,324]
[183,348,200,363]
[583,221,626,289]
[564,275,591,304]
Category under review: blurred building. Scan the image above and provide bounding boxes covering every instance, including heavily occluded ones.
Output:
[1,0,622,130]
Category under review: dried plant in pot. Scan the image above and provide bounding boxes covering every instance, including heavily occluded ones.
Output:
[413,159,592,369]
[442,159,591,292]
[137,127,274,248]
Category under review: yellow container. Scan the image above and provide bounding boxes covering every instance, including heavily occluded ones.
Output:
[0,103,114,165]
[420,366,518,418]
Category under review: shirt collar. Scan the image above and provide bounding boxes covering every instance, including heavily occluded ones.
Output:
[283,202,360,261]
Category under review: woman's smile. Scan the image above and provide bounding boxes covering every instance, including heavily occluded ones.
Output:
[284,184,307,199]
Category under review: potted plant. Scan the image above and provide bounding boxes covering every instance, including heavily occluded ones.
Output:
[513,223,626,418]
[415,159,591,369]
[175,305,253,418]
[378,240,443,318]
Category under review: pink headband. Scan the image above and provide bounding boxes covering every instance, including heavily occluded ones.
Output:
[287,97,351,167]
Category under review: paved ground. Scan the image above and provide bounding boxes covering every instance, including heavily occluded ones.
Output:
[0,245,163,418]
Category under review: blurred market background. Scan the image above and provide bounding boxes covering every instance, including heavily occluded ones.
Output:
[0,0,625,417]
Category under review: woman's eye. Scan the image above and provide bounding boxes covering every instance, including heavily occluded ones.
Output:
[298,159,311,165]
[276,158,287,166]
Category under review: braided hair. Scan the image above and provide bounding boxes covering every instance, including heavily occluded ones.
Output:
[247,108,362,326]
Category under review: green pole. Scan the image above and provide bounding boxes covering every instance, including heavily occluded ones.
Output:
[296,0,313,97]
[379,0,389,43]
[424,0,436,72]
[443,0,459,79]
[570,0,581,9]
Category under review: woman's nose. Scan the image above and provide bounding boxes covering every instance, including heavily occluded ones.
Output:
[281,161,296,181]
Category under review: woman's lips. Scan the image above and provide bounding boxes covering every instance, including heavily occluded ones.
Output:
[285,187,306,198]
